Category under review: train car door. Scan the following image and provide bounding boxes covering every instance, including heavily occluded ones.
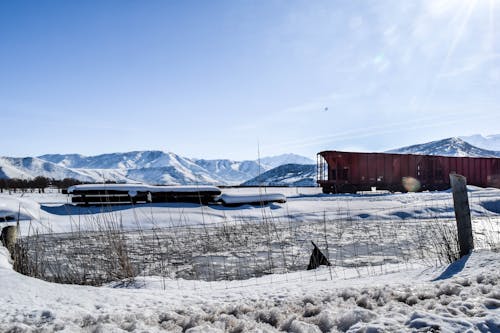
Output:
[328,157,338,183]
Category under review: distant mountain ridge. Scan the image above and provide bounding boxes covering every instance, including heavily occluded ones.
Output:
[386,137,500,157]
[0,151,314,185]
[2,137,498,187]
[258,154,316,169]
[460,134,500,151]
[241,164,317,187]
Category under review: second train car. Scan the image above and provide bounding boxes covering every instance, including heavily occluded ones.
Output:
[317,151,500,194]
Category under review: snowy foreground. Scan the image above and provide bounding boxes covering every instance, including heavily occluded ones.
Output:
[1,187,500,331]
[1,245,499,332]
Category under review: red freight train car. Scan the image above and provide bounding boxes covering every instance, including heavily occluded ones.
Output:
[317,151,500,194]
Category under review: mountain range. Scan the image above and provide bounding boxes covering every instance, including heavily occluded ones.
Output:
[241,164,317,187]
[0,152,315,185]
[386,137,500,157]
[1,136,499,186]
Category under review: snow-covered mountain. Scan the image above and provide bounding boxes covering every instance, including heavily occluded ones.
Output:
[38,151,266,184]
[5,137,497,186]
[460,134,500,151]
[0,157,98,182]
[386,137,500,157]
[0,151,313,185]
[40,151,196,170]
[258,153,315,169]
[241,164,317,187]
[194,159,263,184]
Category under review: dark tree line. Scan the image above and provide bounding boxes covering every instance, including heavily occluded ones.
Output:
[0,177,82,193]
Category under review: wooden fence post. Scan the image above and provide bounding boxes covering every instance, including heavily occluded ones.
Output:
[449,173,474,257]
[1,225,18,256]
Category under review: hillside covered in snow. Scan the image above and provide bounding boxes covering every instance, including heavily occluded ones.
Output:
[460,134,500,151]
[0,152,314,185]
[387,137,500,157]
[242,164,317,187]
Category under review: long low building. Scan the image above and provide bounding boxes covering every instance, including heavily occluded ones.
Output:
[67,184,222,205]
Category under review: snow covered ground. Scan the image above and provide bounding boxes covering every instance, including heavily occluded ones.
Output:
[2,186,499,247]
[0,186,499,331]
[1,245,499,332]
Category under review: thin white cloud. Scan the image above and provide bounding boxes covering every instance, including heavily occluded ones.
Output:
[438,53,500,78]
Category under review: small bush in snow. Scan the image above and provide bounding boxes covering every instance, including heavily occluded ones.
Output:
[366,287,390,307]
[424,300,436,310]
[476,273,498,285]
[479,284,493,294]
[416,289,435,300]
[288,319,322,333]
[185,324,223,333]
[279,315,297,332]
[227,320,246,333]
[255,309,282,328]
[158,311,184,327]
[454,277,472,287]
[436,283,463,297]
[159,320,183,332]
[487,288,500,300]
[303,303,322,317]
[439,295,453,305]
[302,296,316,305]
[335,309,376,332]
[338,288,358,301]
[405,295,419,306]
[182,314,203,332]
[392,290,412,304]
[316,311,335,333]
[356,295,374,310]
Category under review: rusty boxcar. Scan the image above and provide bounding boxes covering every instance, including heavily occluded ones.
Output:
[317,151,500,194]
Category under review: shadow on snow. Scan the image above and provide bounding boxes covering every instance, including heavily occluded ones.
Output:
[432,254,470,281]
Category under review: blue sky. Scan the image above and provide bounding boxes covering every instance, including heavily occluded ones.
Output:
[1,0,499,160]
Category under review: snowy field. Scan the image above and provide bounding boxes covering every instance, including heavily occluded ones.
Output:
[1,186,500,331]
[1,246,499,332]
[4,186,500,235]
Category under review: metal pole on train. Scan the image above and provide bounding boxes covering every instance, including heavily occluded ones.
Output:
[449,173,474,258]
